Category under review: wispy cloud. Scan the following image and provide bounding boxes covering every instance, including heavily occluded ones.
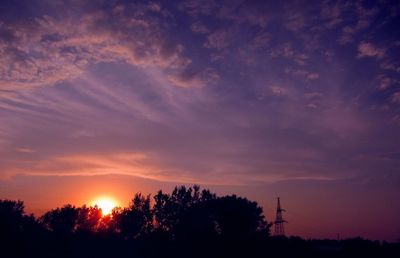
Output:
[337,2,378,45]
[0,0,399,188]
[357,42,386,59]
[0,2,194,91]
[392,92,400,104]
[15,148,36,153]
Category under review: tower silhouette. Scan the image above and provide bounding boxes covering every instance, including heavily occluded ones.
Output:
[274,197,287,236]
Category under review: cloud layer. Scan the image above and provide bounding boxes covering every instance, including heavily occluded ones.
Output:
[0,0,399,186]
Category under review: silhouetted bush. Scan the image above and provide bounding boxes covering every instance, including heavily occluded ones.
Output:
[0,186,399,258]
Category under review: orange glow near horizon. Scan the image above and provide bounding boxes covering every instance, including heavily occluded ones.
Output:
[91,197,118,216]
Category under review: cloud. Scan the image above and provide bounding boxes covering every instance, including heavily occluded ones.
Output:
[0,0,400,189]
[217,1,271,28]
[250,32,271,50]
[270,43,310,66]
[15,148,36,153]
[0,2,192,91]
[357,42,385,59]
[380,61,400,73]
[190,21,209,34]
[25,152,186,182]
[320,1,343,29]
[285,68,319,81]
[376,76,400,91]
[204,30,232,50]
[355,2,379,29]
[378,77,392,90]
[337,2,378,44]
[178,0,218,16]
[1,150,198,183]
[307,103,317,109]
[271,43,294,58]
[307,73,320,80]
[2,64,375,185]
[285,11,306,32]
[392,92,400,104]
[168,67,220,88]
[338,26,355,44]
[270,85,288,96]
[305,92,323,99]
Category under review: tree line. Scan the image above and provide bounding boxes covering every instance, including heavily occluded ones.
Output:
[1,185,399,258]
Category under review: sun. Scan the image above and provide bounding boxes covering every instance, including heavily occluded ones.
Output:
[92,197,117,216]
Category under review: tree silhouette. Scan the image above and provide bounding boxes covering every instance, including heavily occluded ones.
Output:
[0,200,43,257]
[76,205,102,233]
[0,200,25,235]
[211,195,270,240]
[1,186,399,258]
[41,204,79,234]
[153,185,216,236]
[113,193,153,238]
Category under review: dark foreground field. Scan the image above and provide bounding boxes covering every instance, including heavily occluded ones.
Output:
[1,186,399,258]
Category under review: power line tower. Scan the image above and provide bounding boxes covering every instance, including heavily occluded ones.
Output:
[274,197,287,236]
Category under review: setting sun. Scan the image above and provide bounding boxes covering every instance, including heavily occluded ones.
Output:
[92,197,118,216]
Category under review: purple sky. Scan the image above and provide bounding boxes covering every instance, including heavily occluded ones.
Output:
[0,0,400,241]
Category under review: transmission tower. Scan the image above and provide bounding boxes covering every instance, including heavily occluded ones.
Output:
[274,197,287,236]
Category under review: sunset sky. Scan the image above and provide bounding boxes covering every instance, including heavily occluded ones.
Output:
[0,0,400,242]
